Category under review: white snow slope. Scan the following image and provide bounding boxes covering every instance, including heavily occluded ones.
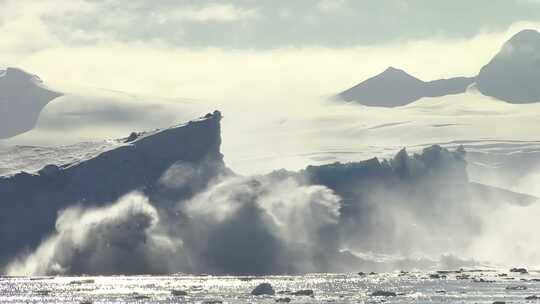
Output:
[3,86,540,197]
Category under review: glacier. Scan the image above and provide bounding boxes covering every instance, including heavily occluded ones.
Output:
[1,111,536,276]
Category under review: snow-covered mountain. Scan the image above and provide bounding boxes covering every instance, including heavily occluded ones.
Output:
[338,29,540,107]
[0,68,61,139]
[0,68,205,145]
[4,89,540,192]
[6,85,206,146]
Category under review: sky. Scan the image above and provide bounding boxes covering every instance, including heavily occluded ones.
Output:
[4,0,540,173]
[3,0,540,49]
[2,0,540,103]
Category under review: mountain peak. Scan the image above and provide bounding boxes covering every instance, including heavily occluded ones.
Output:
[476,29,540,103]
[379,66,417,79]
[384,66,401,72]
[506,29,540,44]
[384,66,406,73]
[338,28,540,106]
[337,67,473,107]
[499,29,540,56]
[0,67,43,84]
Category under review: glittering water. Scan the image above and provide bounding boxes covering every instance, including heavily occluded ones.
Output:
[1,270,539,303]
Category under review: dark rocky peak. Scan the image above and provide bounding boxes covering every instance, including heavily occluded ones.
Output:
[476,29,540,103]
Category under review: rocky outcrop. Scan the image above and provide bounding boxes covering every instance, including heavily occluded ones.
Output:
[251,283,275,296]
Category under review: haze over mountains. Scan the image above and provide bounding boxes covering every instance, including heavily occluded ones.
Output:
[2,30,540,183]
[338,29,540,106]
[4,29,540,144]
[2,29,540,150]
[0,69,202,143]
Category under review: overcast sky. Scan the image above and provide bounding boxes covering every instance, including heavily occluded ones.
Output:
[2,0,540,102]
[2,0,540,49]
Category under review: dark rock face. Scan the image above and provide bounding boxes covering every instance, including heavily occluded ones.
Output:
[339,29,540,106]
[0,111,225,264]
[251,283,275,296]
[509,267,528,274]
[0,68,61,138]
[304,144,469,208]
[476,30,540,103]
[171,290,188,296]
[338,67,474,107]
[291,290,314,296]
[371,290,397,297]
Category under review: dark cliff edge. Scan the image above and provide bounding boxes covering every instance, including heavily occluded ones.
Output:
[0,114,536,274]
[267,145,536,261]
[0,111,226,264]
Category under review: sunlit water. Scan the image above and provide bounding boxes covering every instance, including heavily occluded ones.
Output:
[2,270,540,303]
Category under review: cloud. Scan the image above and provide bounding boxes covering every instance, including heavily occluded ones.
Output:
[151,4,259,23]
[5,143,536,275]
[3,0,540,49]
[0,0,97,52]
[5,193,188,275]
[5,173,344,275]
[315,0,348,13]
[467,200,540,266]
[180,176,342,274]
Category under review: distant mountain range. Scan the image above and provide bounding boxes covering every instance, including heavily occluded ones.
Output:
[2,29,540,142]
[338,29,540,107]
[338,67,474,107]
